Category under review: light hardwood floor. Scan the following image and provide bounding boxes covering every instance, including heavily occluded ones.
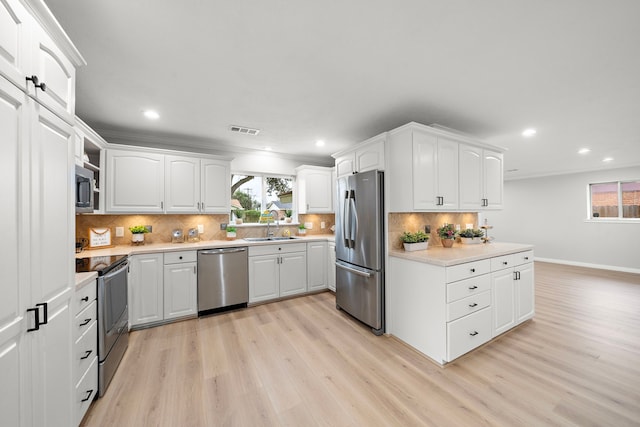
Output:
[81,262,640,426]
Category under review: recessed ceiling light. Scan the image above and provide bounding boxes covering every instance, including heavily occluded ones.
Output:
[603,157,614,162]
[578,148,591,154]
[522,128,536,137]
[143,110,159,120]
[315,140,325,147]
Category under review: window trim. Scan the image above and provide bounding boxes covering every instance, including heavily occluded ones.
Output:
[586,179,640,222]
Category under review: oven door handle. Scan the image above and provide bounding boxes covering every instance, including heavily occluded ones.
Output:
[102,260,129,280]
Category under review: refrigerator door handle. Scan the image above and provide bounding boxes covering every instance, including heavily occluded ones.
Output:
[336,261,372,278]
[349,190,358,249]
[343,190,351,247]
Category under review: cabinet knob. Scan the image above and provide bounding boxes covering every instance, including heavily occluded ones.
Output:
[524,256,529,260]
[470,268,475,273]
[503,261,508,265]
[179,256,183,260]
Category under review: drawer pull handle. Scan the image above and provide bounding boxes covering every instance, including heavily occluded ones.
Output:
[468,285,478,290]
[80,350,92,360]
[469,331,479,336]
[81,390,94,402]
[79,318,91,327]
[81,296,89,302]
[470,268,475,273]
[469,303,478,308]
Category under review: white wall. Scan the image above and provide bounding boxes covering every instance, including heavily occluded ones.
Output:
[483,166,640,273]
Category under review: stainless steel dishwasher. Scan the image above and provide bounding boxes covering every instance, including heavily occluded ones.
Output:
[197,247,249,315]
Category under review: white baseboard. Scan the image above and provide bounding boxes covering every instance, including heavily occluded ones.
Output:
[535,257,640,275]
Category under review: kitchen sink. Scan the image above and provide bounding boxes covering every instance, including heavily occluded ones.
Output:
[243,237,299,242]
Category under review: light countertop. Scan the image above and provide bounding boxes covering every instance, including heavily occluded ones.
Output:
[75,234,335,258]
[389,242,534,267]
[75,271,98,291]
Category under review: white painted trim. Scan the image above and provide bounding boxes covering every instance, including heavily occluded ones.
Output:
[535,257,640,275]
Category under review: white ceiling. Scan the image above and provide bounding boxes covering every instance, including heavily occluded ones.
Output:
[46,0,640,179]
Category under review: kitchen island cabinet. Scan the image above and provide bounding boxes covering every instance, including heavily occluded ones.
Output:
[388,243,534,364]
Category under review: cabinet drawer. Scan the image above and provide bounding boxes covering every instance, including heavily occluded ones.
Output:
[74,321,97,385]
[74,356,98,426]
[249,242,306,256]
[512,250,534,266]
[491,254,514,271]
[446,259,490,283]
[447,307,492,361]
[447,290,491,322]
[75,281,96,314]
[447,274,491,303]
[74,300,97,342]
[164,250,196,264]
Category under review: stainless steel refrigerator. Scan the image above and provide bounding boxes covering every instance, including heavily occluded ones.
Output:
[335,169,384,335]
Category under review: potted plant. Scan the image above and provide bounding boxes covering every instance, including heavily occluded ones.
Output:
[129,225,149,244]
[235,210,244,225]
[284,209,293,223]
[458,228,484,245]
[437,223,456,248]
[226,225,237,240]
[401,230,429,252]
[298,223,306,235]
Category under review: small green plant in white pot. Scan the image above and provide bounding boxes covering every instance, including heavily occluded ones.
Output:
[401,230,429,252]
[458,228,484,244]
[284,210,293,223]
[226,226,237,240]
[129,225,149,244]
[298,223,306,235]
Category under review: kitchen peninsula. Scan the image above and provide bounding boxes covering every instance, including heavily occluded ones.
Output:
[388,242,534,364]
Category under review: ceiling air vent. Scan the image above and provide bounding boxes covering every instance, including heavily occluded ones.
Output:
[229,125,260,136]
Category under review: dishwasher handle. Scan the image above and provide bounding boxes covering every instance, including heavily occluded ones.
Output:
[199,247,247,255]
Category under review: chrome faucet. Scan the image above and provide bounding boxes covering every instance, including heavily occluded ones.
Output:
[266,209,280,237]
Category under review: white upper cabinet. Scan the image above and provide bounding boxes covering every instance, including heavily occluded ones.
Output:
[0,0,31,90]
[106,150,165,213]
[29,24,75,124]
[412,131,459,210]
[201,159,230,213]
[459,145,504,210]
[334,134,385,178]
[165,155,200,213]
[107,148,230,214]
[388,122,503,212]
[295,165,334,214]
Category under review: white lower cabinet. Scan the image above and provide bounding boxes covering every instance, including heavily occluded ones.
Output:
[129,253,164,327]
[307,241,328,292]
[129,251,198,328]
[163,251,198,320]
[390,249,534,364]
[73,281,97,425]
[327,242,336,292]
[249,243,307,303]
[491,251,535,336]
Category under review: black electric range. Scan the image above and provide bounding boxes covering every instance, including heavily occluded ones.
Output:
[75,254,128,276]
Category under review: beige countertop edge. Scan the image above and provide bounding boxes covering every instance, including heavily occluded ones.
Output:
[75,271,98,290]
[75,234,336,258]
[389,242,534,267]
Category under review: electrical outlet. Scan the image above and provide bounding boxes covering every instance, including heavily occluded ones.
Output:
[197,224,204,234]
[144,225,152,233]
[424,225,431,234]
[304,222,313,229]
[220,223,227,230]
[115,227,124,237]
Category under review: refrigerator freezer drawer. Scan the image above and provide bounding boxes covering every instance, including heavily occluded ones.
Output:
[335,261,383,332]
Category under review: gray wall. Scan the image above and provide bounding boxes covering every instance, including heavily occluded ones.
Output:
[482,166,640,273]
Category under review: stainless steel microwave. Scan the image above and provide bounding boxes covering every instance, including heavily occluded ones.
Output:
[76,165,94,213]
